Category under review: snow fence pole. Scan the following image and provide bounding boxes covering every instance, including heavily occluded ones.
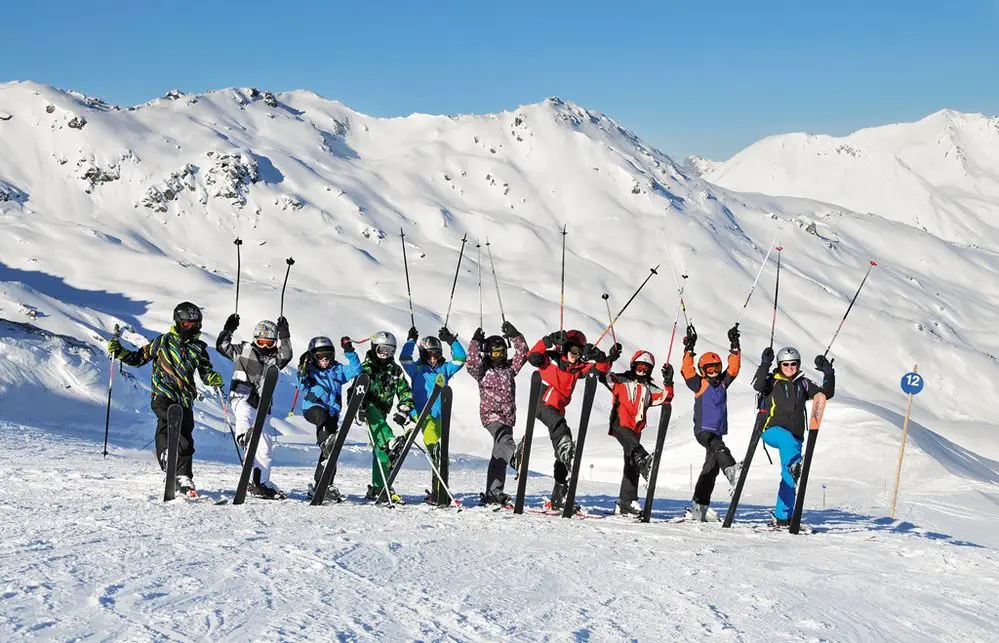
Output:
[890,365,918,518]
[443,234,468,328]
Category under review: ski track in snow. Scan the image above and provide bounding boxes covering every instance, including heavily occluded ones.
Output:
[2,426,998,641]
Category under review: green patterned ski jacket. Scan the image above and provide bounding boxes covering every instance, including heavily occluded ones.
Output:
[117,327,222,408]
[360,349,415,415]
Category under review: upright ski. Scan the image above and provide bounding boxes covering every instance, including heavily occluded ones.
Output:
[514,372,543,515]
[640,402,673,523]
[377,384,443,504]
[790,393,827,534]
[434,385,453,507]
[310,373,370,506]
[163,404,182,502]
[562,371,599,518]
[722,410,767,528]
[233,365,280,505]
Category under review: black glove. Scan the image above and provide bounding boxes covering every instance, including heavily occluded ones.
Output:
[472,327,486,343]
[661,363,674,387]
[297,351,311,374]
[407,326,419,342]
[276,316,290,338]
[761,346,775,366]
[224,313,240,333]
[583,343,606,362]
[340,336,354,353]
[393,403,414,428]
[728,325,741,352]
[608,342,622,363]
[438,326,456,344]
[544,330,567,349]
[501,321,519,338]
[814,354,835,373]
[682,324,697,353]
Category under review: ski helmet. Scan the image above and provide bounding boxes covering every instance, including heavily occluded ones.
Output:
[698,352,723,378]
[630,350,655,379]
[418,336,443,363]
[371,330,397,360]
[173,301,203,337]
[253,320,278,349]
[308,336,335,361]
[564,329,586,349]
[776,347,801,367]
[484,335,508,364]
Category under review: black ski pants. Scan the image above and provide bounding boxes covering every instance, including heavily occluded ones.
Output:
[305,407,340,485]
[537,404,572,484]
[152,395,195,478]
[693,430,736,505]
[610,422,649,504]
[484,422,516,496]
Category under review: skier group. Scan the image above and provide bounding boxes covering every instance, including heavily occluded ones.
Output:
[106,301,836,527]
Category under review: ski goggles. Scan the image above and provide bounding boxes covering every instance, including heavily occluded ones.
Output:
[375,344,395,358]
[254,337,277,348]
[314,351,334,362]
[634,363,652,375]
[703,363,723,375]
[489,346,507,358]
[566,344,583,357]
[179,320,201,331]
[779,360,800,369]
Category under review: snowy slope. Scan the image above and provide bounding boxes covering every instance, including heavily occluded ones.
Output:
[2,81,999,639]
[703,109,999,247]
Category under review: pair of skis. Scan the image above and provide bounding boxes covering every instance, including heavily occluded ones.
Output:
[513,370,675,520]
[723,393,827,534]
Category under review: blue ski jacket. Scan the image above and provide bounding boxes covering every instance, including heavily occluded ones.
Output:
[297,351,363,416]
[400,339,466,418]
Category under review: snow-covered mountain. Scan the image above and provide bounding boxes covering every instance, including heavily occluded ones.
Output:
[704,109,999,247]
[3,81,999,638]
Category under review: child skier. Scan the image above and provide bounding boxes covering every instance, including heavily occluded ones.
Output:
[297,335,363,502]
[681,324,742,521]
[360,331,417,504]
[216,314,293,500]
[606,350,674,515]
[400,325,467,502]
[107,302,224,497]
[526,329,619,511]
[752,346,836,527]
[465,321,530,507]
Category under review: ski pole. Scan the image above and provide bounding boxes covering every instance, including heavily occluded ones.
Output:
[665,278,686,364]
[486,239,506,323]
[736,230,780,327]
[288,389,300,418]
[602,293,617,344]
[102,324,121,458]
[364,423,395,509]
[593,265,659,346]
[559,225,567,331]
[756,247,782,466]
[665,240,691,328]
[234,238,243,315]
[824,260,877,358]
[476,240,483,328]
[215,387,243,464]
[414,443,463,510]
[400,228,416,328]
[279,257,295,318]
[443,234,468,328]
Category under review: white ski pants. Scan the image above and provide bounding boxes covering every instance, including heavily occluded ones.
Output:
[231,391,274,486]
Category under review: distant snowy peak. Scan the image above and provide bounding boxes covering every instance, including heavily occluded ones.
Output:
[683,155,722,177]
[704,108,999,246]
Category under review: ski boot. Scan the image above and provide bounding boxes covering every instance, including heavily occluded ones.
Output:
[769,511,791,529]
[686,503,720,522]
[307,482,343,504]
[723,462,743,488]
[248,469,285,500]
[617,499,642,516]
[555,436,575,470]
[549,482,569,511]
[366,485,403,505]
[176,475,198,498]
[480,490,513,508]
[637,452,654,481]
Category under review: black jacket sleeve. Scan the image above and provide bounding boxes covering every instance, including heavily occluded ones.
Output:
[752,363,773,394]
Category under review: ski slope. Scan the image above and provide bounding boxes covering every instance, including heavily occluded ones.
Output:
[2,81,999,639]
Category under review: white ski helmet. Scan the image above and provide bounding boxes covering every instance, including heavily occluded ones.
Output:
[418,336,443,362]
[371,331,397,359]
[253,320,278,348]
[308,336,335,359]
[776,347,801,364]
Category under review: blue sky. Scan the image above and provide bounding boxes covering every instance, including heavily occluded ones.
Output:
[3,1,997,160]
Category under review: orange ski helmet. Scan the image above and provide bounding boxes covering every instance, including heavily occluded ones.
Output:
[698,352,723,378]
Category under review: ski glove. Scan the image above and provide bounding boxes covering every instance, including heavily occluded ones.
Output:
[276,316,290,339]
[814,354,835,373]
[392,411,413,427]
[661,363,675,387]
[340,336,354,353]
[438,326,456,344]
[683,325,697,353]
[583,343,606,362]
[107,337,123,358]
[408,326,419,342]
[297,352,311,374]
[761,347,775,365]
[472,327,486,342]
[501,321,519,338]
[727,325,741,352]
[608,342,623,363]
[204,372,224,388]
[224,313,240,333]
[544,330,567,349]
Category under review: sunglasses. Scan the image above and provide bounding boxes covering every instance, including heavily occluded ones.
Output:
[179,320,201,330]
[255,337,276,348]
[780,361,800,368]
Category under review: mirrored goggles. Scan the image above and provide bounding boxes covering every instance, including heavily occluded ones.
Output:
[255,337,276,348]
[375,345,395,358]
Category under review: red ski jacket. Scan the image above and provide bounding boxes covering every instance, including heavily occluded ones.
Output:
[606,372,674,434]
[527,339,611,414]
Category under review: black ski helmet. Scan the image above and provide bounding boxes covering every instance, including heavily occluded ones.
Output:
[173,301,203,338]
[484,335,508,364]
[308,336,335,361]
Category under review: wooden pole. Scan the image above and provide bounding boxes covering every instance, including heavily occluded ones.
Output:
[890,364,918,519]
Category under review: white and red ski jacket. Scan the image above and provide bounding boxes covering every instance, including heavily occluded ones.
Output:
[606,371,673,434]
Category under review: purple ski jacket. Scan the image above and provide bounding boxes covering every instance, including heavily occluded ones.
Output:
[465,334,529,427]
